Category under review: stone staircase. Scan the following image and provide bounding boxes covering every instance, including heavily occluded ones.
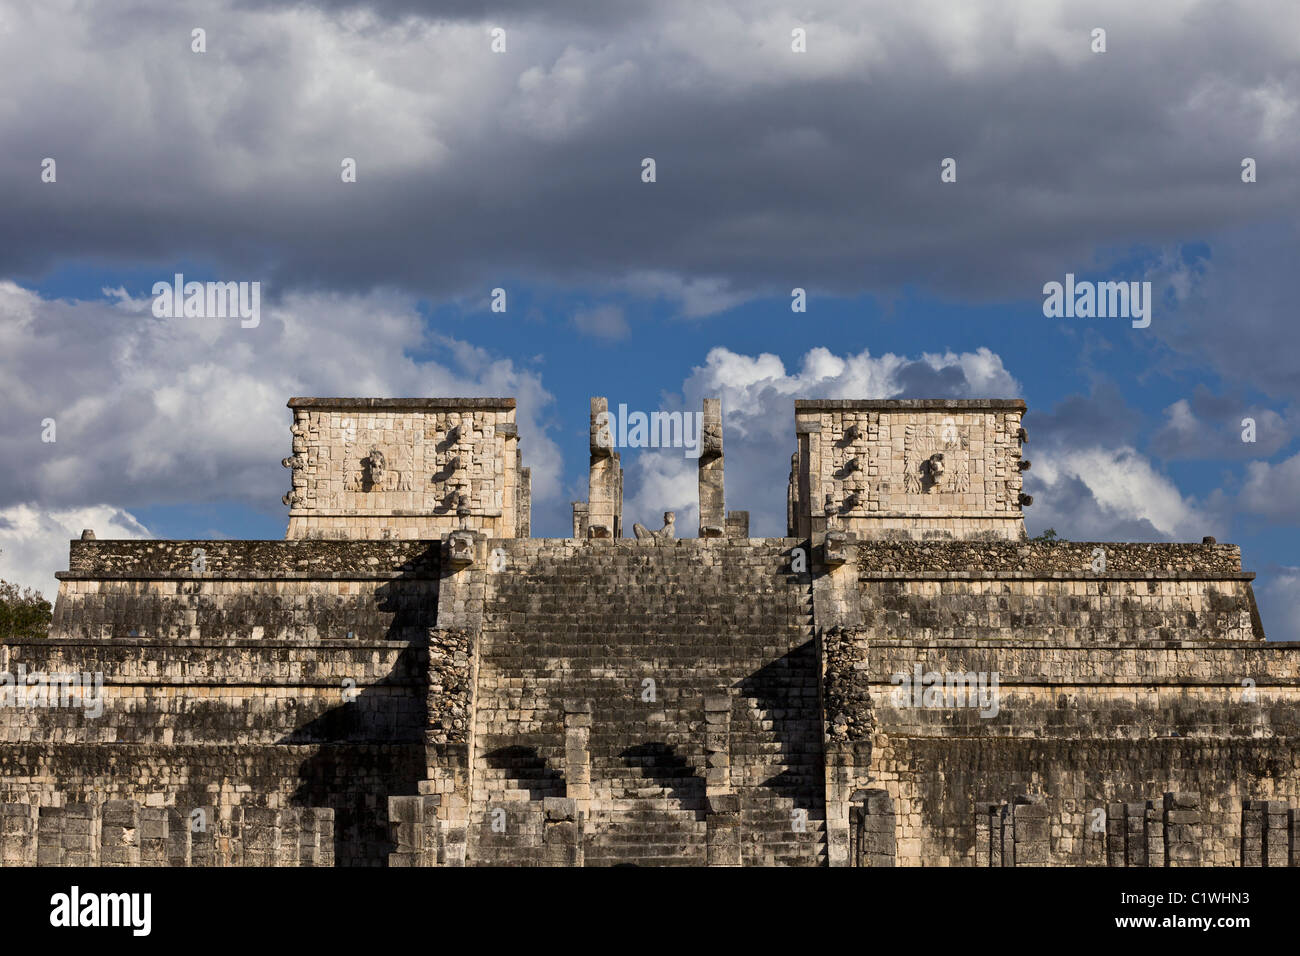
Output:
[467,539,827,866]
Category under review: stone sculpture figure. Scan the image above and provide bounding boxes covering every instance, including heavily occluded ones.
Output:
[281,452,307,506]
[924,453,945,492]
[365,448,387,490]
[633,512,676,541]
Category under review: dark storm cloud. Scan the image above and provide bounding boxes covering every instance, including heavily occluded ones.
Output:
[2,0,1299,340]
[233,0,645,25]
[1149,384,1296,460]
[892,360,1006,400]
[1143,226,1300,402]
[1027,383,1141,449]
[3,0,1297,617]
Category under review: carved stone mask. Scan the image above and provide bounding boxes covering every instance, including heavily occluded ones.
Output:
[366,448,387,488]
[926,453,946,487]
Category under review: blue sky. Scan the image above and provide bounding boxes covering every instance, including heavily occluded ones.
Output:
[2,1,1300,637]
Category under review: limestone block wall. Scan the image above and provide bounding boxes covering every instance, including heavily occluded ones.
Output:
[0,538,444,866]
[0,638,426,745]
[1239,799,1300,866]
[839,540,1260,646]
[859,575,1260,644]
[859,641,1300,738]
[828,634,1300,866]
[817,538,1299,866]
[853,540,1244,575]
[791,399,1028,541]
[0,800,335,866]
[0,744,419,867]
[52,539,441,641]
[868,737,1300,866]
[282,398,526,540]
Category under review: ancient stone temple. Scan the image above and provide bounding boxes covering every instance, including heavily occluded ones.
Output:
[3,394,1299,867]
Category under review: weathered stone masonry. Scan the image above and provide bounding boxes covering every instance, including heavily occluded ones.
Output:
[6,394,1300,866]
[5,538,436,866]
[791,399,1029,542]
[283,397,527,541]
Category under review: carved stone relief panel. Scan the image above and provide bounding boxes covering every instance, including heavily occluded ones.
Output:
[829,411,878,515]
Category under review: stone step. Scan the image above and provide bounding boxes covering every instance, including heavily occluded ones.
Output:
[469,545,825,866]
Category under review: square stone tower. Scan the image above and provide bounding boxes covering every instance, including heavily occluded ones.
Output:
[789,399,1028,541]
[282,397,529,539]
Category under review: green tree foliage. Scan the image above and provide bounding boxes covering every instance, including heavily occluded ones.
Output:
[0,553,52,639]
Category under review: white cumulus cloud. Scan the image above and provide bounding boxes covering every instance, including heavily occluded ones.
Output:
[0,504,152,600]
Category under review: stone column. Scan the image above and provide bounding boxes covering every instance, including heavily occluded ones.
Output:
[238,807,284,867]
[1105,801,1125,866]
[1241,798,1287,867]
[698,398,725,537]
[498,421,520,538]
[279,809,301,867]
[564,700,593,819]
[516,457,531,539]
[299,808,334,867]
[999,804,1013,866]
[227,807,246,867]
[1164,792,1201,867]
[35,806,63,866]
[571,502,589,539]
[851,789,896,867]
[100,799,141,866]
[1011,794,1049,866]
[975,801,1003,867]
[1264,800,1289,867]
[1240,801,1262,867]
[1102,800,1159,867]
[587,397,622,538]
[38,803,100,866]
[388,794,441,867]
[166,807,190,866]
[189,806,219,867]
[706,794,741,866]
[1124,801,1148,866]
[1291,808,1300,868]
[1082,804,1106,866]
[787,452,799,537]
[796,419,823,540]
[725,510,749,538]
[542,797,583,867]
[974,802,992,867]
[821,745,865,867]
[1145,801,1165,867]
[0,802,37,866]
[136,807,168,865]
